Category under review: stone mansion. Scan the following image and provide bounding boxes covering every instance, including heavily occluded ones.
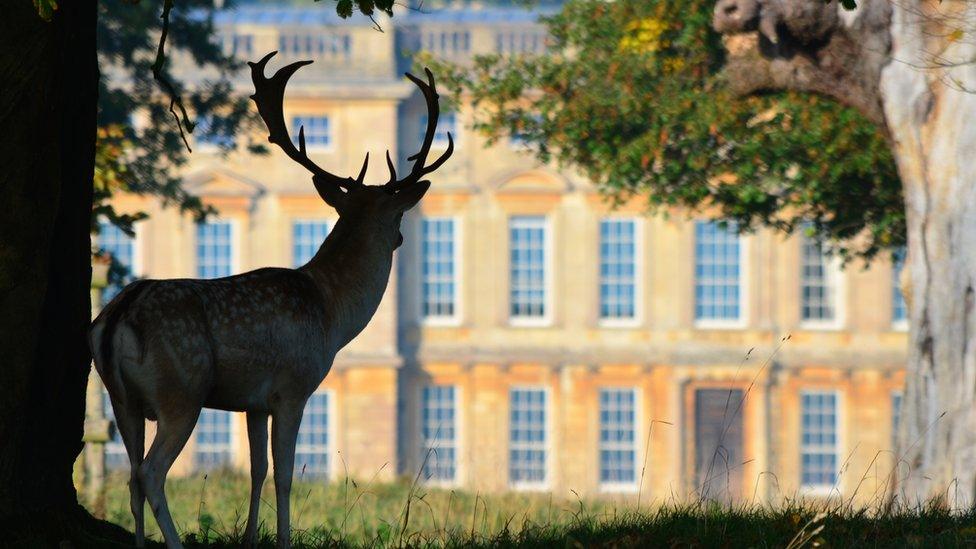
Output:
[94,3,908,504]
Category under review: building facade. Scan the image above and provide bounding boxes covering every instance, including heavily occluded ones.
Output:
[96,4,908,505]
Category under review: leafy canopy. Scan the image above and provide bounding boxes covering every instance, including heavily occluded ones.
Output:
[95,0,268,237]
[428,0,902,261]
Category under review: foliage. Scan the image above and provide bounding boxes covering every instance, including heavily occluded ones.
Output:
[33,0,57,21]
[93,472,976,547]
[428,0,903,261]
[94,0,267,239]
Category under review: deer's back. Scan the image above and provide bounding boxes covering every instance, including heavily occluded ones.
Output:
[113,267,333,412]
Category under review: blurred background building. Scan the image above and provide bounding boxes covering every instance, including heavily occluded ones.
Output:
[96,3,908,504]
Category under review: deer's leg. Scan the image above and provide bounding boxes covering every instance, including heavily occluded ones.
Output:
[244,412,269,548]
[271,406,303,549]
[112,396,147,547]
[140,409,199,549]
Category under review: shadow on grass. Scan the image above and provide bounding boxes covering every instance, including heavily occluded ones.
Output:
[171,502,976,548]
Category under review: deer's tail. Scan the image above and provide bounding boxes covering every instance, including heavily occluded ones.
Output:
[89,280,151,406]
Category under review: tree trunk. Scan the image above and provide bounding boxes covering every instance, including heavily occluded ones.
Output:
[713,0,976,506]
[881,1,976,507]
[0,0,103,536]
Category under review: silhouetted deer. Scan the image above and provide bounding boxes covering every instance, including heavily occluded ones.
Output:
[90,51,453,549]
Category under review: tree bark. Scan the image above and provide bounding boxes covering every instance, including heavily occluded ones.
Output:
[880,0,976,507]
[714,0,976,505]
[0,0,101,534]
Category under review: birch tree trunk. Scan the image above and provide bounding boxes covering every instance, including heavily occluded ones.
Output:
[881,0,976,507]
[713,0,976,504]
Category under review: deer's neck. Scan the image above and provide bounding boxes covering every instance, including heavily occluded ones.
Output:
[300,225,394,350]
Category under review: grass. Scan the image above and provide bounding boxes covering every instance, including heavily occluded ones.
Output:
[89,471,976,547]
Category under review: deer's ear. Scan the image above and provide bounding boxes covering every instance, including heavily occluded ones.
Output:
[391,180,431,212]
[314,177,348,213]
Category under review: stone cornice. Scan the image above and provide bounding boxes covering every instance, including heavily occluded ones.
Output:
[333,352,403,370]
[407,344,906,372]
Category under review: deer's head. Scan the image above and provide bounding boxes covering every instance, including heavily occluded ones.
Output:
[249,52,454,250]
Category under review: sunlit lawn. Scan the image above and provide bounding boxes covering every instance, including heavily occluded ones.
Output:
[90,471,976,547]
[97,470,627,546]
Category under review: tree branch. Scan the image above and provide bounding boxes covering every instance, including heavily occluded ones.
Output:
[713,0,891,129]
[152,0,193,153]
[721,33,887,126]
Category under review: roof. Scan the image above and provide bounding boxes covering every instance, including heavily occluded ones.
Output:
[401,6,560,24]
[213,6,374,26]
[212,4,558,27]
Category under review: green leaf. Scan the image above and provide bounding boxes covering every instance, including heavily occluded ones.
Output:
[432,0,902,261]
[336,0,354,18]
[33,0,57,21]
[356,0,375,16]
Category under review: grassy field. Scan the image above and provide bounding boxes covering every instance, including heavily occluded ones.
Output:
[97,469,623,545]
[90,471,976,547]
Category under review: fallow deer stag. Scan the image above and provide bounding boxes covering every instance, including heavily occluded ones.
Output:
[90,51,453,549]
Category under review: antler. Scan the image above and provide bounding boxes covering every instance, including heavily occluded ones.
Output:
[249,52,452,195]
[248,51,366,192]
[385,68,454,193]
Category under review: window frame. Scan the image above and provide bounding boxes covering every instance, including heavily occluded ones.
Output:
[419,216,463,327]
[96,218,144,307]
[101,388,130,471]
[420,111,458,150]
[597,217,644,328]
[508,215,554,328]
[421,30,471,56]
[193,408,237,471]
[508,385,552,491]
[194,114,236,153]
[692,220,749,330]
[597,387,642,493]
[294,389,336,480]
[495,30,547,55]
[291,218,333,268]
[290,114,335,152]
[799,389,842,495]
[419,384,461,487]
[195,218,240,280]
[798,234,846,331]
[277,33,350,58]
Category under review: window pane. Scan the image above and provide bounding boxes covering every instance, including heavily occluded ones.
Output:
[422,31,470,55]
[291,115,332,148]
[800,391,838,488]
[694,221,742,322]
[496,31,548,54]
[196,222,234,279]
[277,32,350,57]
[599,219,637,321]
[196,114,235,148]
[101,388,129,471]
[509,388,547,485]
[295,392,331,479]
[599,388,637,485]
[293,220,330,267]
[510,217,547,320]
[421,385,457,482]
[421,218,457,319]
[420,112,456,147]
[97,221,135,305]
[801,233,837,322]
[195,409,233,470]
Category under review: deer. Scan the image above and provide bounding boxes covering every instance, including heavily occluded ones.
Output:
[89,50,453,549]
